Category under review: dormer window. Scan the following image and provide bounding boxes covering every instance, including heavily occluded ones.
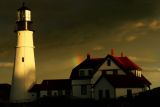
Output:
[88,70,92,76]
[107,59,111,66]
[79,70,85,77]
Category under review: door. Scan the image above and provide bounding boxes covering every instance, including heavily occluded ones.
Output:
[105,90,110,99]
[98,90,103,99]
[127,89,132,98]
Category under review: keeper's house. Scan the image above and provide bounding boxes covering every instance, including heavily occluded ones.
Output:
[29,51,151,100]
[70,51,151,100]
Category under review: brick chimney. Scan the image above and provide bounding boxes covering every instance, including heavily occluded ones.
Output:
[111,48,114,56]
[121,52,124,57]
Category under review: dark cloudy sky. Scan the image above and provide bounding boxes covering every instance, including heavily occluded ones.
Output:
[0,0,160,88]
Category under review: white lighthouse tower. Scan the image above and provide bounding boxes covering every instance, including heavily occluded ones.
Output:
[10,3,36,102]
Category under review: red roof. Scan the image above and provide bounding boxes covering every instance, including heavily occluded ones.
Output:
[94,74,150,88]
[138,75,151,86]
[70,54,142,79]
[70,54,144,79]
[109,55,142,71]
[29,79,71,92]
[41,79,71,90]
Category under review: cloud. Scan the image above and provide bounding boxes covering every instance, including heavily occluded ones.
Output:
[125,35,137,42]
[113,19,160,43]
[148,20,160,30]
[128,56,157,63]
[134,22,145,28]
[92,45,105,51]
[113,30,138,43]
[157,68,160,71]
[132,19,160,31]
[0,62,13,68]
[141,66,160,72]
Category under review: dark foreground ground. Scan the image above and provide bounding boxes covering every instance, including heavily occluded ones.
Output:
[1,87,160,107]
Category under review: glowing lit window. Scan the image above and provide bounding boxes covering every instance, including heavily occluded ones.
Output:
[25,10,31,21]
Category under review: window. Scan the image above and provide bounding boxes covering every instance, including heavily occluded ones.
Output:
[79,70,85,76]
[88,70,92,76]
[107,59,111,66]
[98,90,103,99]
[127,89,132,98]
[113,69,118,75]
[54,92,57,96]
[127,69,132,73]
[105,90,110,99]
[136,70,141,77]
[58,90,63,96]
[37,91,40,98]
[22,57,24,62]
[65,90,71,96]
[81,85,87,95]
[138,71,141,77]
[47,90,52,96]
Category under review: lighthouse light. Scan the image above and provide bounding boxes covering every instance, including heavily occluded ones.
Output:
[25,10,31,21]
[17,10,31,21]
